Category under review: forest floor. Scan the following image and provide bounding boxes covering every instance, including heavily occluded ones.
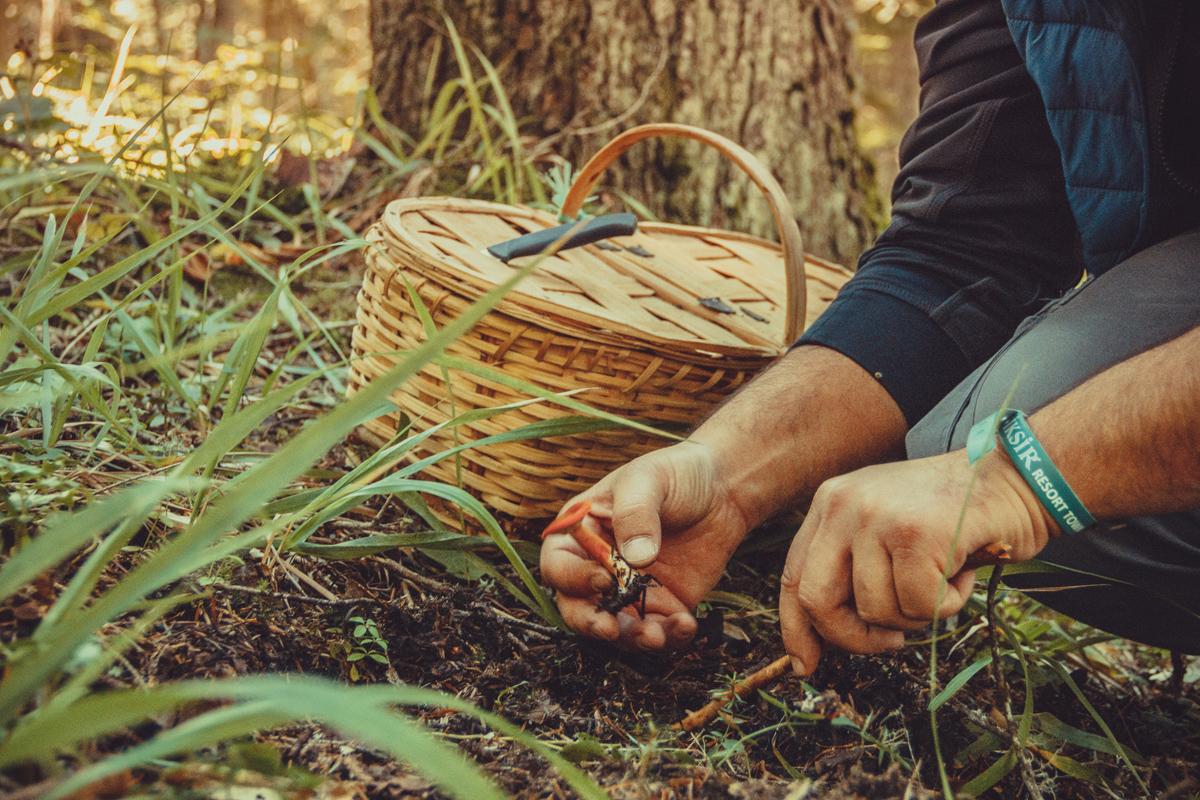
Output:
[4,29,1200,799]
[7,253,1200,799]
[9,443,1200,799]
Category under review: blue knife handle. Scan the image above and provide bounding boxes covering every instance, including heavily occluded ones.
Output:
[487,213,638,262]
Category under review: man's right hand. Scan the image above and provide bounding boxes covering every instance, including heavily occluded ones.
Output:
[539,346,909,654]
[539,440,751,651]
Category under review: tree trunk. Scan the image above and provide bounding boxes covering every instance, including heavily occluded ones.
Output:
[37,0,60,58]
[0,1,38,63]
[151,0,165,52]
[196,0,235,62]
[369,0,880,264]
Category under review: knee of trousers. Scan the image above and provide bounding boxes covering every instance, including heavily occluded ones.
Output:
[907,228,1200,460]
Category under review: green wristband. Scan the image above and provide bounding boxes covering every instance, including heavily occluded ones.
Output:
[966,410,1096,534]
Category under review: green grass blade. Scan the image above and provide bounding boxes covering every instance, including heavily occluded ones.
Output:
[36,514,149,634]
[209,282,283,417]
[42,702,296,800]
[0,251,542,724]
[995,617,1036,746]
[27,173,256,328]
[442,16,502,199]
[435,354,682,441]
[1033,712,1145,764]
[928,654,993,713]
[48,593,196,710]
[293,531,479,559]
[6,676,607,800]
[0,477,196,604]
[1043,658,1151,794]
[389,479,558,623]
[285,413,615,549]
[0,305,139,447]
[112,306,200,413]
[961,749,1018,797]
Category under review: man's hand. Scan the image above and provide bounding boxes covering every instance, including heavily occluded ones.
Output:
[540,346,909,652]
[779,449,1056,675]
[539,440,750,651]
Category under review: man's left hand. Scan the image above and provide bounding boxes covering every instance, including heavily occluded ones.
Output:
[779,449,1056,676]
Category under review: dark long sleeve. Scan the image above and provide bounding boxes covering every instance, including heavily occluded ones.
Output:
[798,0,1084,425]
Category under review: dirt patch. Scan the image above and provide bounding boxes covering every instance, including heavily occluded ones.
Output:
[7,523,1181,800]
[1,283,1194,799]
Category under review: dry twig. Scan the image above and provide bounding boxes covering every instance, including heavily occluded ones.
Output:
[675,654,792,731]
[375,556,451,593]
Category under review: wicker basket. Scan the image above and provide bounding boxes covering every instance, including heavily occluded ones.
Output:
[348,123,853,520]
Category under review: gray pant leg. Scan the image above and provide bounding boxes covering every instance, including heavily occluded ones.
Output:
[907,230,1200,652]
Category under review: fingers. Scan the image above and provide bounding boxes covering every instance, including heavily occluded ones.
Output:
[618,612,665,649]
[546,531,619,642]
[809,605,907,654]
[546,537,697,652]
[540,533,613,597]
[616,584,698,651]
[949,568,978,609]
[663,611,699,649]
[779,514,822,675]
[851,538,927,632]
[797,523,906,655]
[556,594,619,641]
[892,545,974,621]
[610,465,666,568]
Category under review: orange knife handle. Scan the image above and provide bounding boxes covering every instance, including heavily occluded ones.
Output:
[541,501,620,577]
[963,541,1012,569]
[542,500,592,539]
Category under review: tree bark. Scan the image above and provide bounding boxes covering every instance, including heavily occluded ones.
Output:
[0,1,38,63]
[37,0,58,58]
[369,0,880,264]
[196,0,235,62]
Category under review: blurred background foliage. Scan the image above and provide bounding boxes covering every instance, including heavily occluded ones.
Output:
[1,0,367,170]
[2,0,930,217]
[853,0,931,203]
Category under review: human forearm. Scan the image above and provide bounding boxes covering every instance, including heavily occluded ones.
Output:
[689,345,908,528]
[1028,325,1200,520]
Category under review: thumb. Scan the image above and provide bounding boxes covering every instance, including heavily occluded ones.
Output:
[609,465,666,568]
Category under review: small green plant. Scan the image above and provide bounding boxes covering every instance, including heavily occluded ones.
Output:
[346,614,390,679]
[538,162,596,221]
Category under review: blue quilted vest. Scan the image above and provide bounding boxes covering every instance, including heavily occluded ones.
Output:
[1001,1,1148,274]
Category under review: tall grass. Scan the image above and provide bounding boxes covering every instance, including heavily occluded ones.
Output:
[0,24,635,798]
[0,234,606,796]
[922,383,1155,797]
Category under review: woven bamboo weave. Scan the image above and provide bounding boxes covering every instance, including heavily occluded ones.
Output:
[349,124,853,520]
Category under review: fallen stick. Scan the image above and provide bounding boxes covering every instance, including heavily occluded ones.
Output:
[675,654,792,731]
[675,542,1013,732]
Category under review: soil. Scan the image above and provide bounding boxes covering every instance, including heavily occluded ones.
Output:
[6,489,1198,799]
[2,256,1197,799]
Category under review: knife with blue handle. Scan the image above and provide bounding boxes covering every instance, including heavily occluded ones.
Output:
[487,213,638,263]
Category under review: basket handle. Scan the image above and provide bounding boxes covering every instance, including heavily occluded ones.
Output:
[561,123,807,343]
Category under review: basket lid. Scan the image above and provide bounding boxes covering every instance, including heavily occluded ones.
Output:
[375,197,850,355]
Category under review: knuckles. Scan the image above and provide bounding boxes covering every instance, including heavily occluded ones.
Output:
[812,476,878,529]
[812,477,851,514]
[884,520,926,553]
[780,562,802,590]
[794,582,835,615]
[894,585,937,621]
